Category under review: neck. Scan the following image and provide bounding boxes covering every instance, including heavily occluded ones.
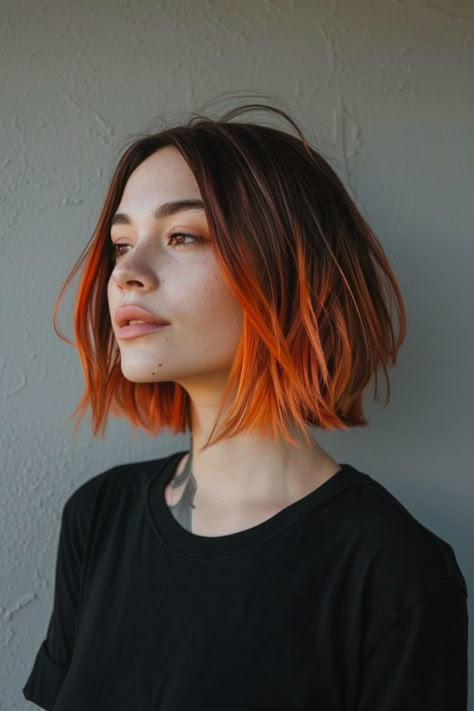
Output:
[180,407,338,508]
[169,380,340,509]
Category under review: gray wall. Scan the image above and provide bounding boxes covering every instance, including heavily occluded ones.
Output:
[1,0,472,707]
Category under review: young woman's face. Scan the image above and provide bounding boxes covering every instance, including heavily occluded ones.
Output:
[107,146,244,390]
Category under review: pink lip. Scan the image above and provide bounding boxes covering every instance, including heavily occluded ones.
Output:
[114,304,170,340]
[117,322,170,340]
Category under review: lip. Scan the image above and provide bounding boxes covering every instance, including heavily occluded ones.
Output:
[114,304,170,340]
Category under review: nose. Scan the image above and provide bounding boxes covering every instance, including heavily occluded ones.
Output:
[110,245,159,292]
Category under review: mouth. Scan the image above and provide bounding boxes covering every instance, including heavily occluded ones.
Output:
[114,305,170,339]
[117,321,170,340]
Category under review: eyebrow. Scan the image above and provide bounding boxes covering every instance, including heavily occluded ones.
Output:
[111,199,205,226]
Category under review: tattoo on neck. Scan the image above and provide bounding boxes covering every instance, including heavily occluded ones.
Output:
[168,452,196,532]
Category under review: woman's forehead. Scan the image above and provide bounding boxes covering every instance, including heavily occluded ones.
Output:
[119,148,201,210]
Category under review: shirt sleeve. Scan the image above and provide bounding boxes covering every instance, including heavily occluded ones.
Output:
[356,581,469,711]
[22,490,89,710]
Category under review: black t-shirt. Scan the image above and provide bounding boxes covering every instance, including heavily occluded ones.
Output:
[23,451,468,710]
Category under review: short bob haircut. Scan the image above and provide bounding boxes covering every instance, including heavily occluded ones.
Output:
[55,103,407,451]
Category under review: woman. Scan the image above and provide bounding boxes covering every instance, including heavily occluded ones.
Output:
[23,103,468,710]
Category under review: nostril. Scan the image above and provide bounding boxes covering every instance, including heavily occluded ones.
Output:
[111,260,159,291]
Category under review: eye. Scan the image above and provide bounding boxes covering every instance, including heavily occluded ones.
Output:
[107,232,207,261]
[109,242,131,260]
[167,232,207,247]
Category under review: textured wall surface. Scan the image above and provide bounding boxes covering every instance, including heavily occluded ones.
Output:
[1,0,473,707]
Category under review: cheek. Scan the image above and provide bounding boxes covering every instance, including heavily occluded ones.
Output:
[176,268,243,341]
[106,276,123,340]
[205,273,244,333]
[203,269,241,313]
[106,278,115,318]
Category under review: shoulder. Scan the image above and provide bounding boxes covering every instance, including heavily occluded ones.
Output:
[61,450,182,527]
[315,464,468,654]
[309,463,467,598]
[353,469,463,580]
[324,465,468,641]
[335,466,466,588]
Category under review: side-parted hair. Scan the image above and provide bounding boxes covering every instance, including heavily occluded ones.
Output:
[55,103,407,450]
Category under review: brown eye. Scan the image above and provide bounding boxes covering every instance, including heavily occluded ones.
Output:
[110,243,130,260]
[167,232,207,247]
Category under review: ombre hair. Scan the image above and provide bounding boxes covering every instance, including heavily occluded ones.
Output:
[55,103,407,450]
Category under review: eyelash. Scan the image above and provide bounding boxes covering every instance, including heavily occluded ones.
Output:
[109,232,207,260]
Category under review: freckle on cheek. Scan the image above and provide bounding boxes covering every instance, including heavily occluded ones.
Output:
[158,363,162,367]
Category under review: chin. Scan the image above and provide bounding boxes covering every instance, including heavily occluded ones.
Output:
[120,363,166,383]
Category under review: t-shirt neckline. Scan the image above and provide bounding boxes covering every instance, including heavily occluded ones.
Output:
[147,450,362,560]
